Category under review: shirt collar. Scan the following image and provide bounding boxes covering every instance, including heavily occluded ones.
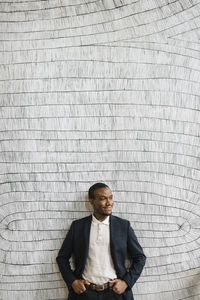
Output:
[92,214,110,225]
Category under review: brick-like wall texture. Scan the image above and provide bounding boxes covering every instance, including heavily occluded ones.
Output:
[0,1,200,299]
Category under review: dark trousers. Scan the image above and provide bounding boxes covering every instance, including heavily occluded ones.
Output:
[77,286,123,300]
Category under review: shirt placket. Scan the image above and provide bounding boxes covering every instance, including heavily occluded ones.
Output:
[97,223,103,242]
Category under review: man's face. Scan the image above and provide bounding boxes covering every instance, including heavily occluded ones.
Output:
[89,187,114,219]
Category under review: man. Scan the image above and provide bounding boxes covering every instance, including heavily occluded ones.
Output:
[56,183,146,300]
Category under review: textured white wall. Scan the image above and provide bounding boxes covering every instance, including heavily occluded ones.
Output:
[0,1,200,299]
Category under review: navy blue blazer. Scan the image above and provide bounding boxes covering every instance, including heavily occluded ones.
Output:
[56,215,146,300]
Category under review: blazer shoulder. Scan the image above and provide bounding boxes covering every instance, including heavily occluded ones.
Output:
[72,214,92,226]
[111,214,130,226]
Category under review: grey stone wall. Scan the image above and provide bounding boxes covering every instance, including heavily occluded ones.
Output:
[0,1,200,299]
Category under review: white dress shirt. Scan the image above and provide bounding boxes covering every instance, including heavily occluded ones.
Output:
[82,214,117,284]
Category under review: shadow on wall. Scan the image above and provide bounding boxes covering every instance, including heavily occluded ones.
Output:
[56,269,69,299]
[188,273,200,298]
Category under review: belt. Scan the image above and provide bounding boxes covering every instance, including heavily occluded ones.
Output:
[89,282,110,291]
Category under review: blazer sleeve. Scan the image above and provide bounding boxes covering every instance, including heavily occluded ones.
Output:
[56,221,77,288]
[122,221,146,288]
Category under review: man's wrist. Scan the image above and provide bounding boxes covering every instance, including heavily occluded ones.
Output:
[121,277,131,289]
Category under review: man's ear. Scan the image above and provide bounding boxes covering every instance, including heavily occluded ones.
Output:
[89,198,94,206]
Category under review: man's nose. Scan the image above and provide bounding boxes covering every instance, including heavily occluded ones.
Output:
[106,198,112,205]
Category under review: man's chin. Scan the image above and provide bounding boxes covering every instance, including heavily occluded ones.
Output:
[103,211,112,216]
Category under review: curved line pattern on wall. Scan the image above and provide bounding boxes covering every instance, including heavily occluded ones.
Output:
[0,1,200,300]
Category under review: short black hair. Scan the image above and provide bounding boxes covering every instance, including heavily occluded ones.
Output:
[88,182,110,199]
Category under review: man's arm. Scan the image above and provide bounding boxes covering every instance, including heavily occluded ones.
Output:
[122,221,146,289]
[56,222,77,288]
[56,221,91,295]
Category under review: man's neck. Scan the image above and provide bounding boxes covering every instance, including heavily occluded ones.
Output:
[93,213,109,222]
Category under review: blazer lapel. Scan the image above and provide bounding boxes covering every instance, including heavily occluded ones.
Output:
[110,215,117,268]
[83,215,92,266]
